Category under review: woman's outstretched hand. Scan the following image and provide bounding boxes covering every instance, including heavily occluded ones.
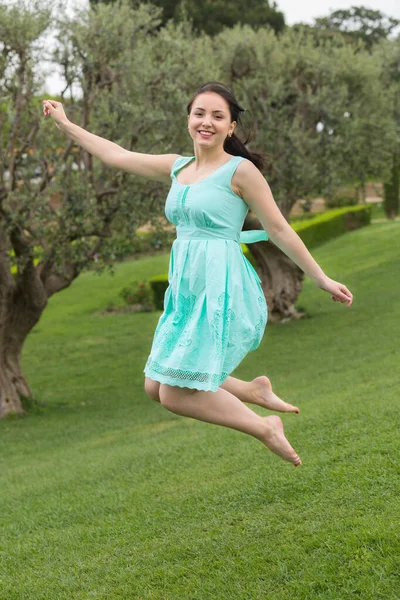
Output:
[43,100,68,130]
[316,276,353,307]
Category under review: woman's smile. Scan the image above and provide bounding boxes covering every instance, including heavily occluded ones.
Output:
[198,130,215,138]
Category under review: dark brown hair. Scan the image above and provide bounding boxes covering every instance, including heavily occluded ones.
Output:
[187,81,264,171]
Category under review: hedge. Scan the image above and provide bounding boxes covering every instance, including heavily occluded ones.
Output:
[291,204,371,250]
[147,204,371,310]
[148,274,171,311]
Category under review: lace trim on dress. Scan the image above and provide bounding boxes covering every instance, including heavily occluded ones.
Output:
[145,357,229,390]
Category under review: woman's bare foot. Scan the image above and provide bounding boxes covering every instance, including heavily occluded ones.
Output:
[250,376,299,413]
[262,415,302,466]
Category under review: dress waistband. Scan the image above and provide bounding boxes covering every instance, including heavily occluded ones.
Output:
[176,227,268,243]
[239,230,268,243]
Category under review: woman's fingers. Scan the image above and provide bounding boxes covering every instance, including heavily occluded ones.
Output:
[42,100,67,127]
[332,285,353,307]
[43,99,59,108]
[341,285,353,306]
[43,100,61,115]
[43,100,54,117]
[325,279,353,307]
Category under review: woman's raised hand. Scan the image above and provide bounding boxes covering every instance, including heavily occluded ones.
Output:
[317,275,353,307]
[42,100,68,129]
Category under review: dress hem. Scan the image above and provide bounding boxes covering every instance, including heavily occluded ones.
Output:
[143,368,227,393]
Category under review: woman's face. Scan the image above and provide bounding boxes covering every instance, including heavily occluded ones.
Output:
[187,92,236,148]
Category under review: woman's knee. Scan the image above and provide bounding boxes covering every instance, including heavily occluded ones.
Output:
[144,377,160,402]
[159,384,181,411]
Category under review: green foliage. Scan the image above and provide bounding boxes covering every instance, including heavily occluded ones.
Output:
[98,0,287,36]
[8,246,43,277]
[289,212,320,223]
[241,242,257,267]
[99,229,176,262]
[293,205,372,249]
[175,0,285,36]
[314,7,400,50]
[325,186,359,208]
[2,0,398,305]
[213,24,392,217]
[119,279,154,309]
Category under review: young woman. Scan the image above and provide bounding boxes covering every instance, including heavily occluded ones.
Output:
[43,82,353,467]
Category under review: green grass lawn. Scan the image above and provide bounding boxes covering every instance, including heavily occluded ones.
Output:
[1,221,399,600]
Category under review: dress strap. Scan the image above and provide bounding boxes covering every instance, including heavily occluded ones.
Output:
[170,156,194,178]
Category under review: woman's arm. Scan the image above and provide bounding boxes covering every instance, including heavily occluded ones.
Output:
[43,100,179,182]
[233,160,353,306]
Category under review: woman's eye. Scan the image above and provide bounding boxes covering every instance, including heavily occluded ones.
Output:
[194,113,223,119]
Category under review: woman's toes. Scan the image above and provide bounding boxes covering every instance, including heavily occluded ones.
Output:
[252,376,300,414]
[263,416,301,465]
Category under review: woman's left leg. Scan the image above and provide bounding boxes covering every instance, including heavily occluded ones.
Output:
[144,375,299,413]
[221,376,299,413]
[158,383,301,466]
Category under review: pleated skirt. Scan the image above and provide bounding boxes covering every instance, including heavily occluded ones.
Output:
[144,238,268,392]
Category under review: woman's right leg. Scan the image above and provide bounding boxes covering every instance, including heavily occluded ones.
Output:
[159,383,301,466]
[144,376,299,413]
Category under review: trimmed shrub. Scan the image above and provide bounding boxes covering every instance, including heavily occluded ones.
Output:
[292,205,371,249]
[289,212,321,224]
[149,274,170,310]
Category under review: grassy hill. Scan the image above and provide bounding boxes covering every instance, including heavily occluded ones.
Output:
[0,221,399,599]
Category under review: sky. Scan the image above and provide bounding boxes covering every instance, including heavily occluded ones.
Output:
[43,0,400,95]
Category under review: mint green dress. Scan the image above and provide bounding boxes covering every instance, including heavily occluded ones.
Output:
[144,155,268,392]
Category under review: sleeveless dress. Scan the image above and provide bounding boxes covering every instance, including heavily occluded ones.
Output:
[143,154,269,392]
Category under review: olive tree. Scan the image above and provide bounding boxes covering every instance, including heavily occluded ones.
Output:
[212,25,392,320]
[0,0,216,418]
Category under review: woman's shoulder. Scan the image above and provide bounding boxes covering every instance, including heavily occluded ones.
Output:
[232,157,260,178]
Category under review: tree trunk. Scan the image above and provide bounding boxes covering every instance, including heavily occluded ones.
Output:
[0,290,46,418]
[0,224,48,418]
[243,214,306,323]
[0,348,32,418]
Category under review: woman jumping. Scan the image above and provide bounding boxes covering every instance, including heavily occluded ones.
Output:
[44,82,353,467]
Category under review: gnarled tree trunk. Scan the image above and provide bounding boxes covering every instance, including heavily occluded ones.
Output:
[243,214,306,323]
[0,247,48,417]
[0,333,34,419]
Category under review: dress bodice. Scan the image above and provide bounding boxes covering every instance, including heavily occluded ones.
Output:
[165,155,268,244]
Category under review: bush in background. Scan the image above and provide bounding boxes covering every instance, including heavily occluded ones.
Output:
[325,186,359,209]
[148,275,171,311]
[293,205,371,249]
[119,280,154,311]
